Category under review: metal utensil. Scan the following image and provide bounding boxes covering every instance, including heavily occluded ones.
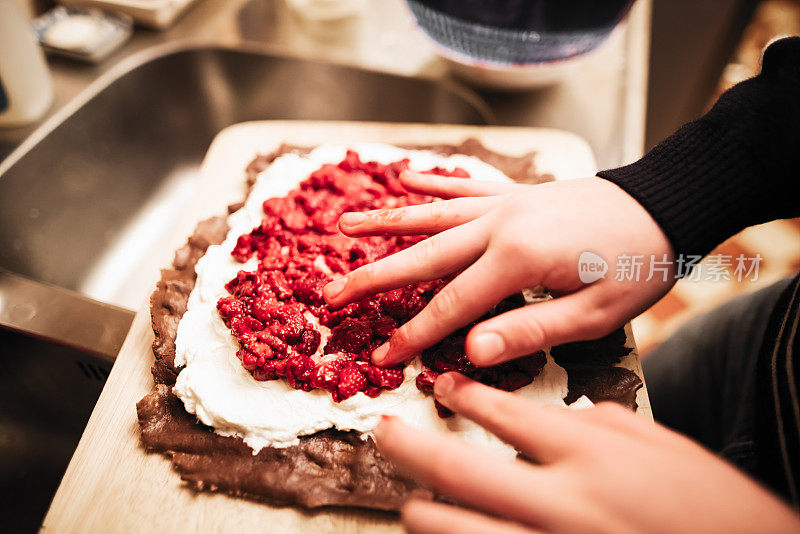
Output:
[0,269,134,362]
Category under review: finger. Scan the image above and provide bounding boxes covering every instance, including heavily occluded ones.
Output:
[401,170,527,199]
[433,373,595,463]
[402,498,540,534]
[573,401,654,439]
[574,402,693,453]
[323,220,488,307]
[375,416,562,527]
[465,286,618,366]
[338,196,500,237]
[373,252,519,366]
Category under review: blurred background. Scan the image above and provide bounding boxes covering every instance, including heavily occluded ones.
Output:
[632,0,800,355]
[1,0,799,531]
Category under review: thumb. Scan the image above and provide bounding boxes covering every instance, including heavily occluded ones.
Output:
[465,287,617,366]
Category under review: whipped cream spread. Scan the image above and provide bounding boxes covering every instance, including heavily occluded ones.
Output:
[174,143,585,455]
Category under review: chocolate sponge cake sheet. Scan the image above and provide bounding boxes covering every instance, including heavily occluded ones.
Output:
[138,140,641,510]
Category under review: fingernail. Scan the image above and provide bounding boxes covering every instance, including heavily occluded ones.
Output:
[372,343,390,365]
[324,278,346,300]
[340,212,366,227]
[471,332,505,362]
[433,373,454,398]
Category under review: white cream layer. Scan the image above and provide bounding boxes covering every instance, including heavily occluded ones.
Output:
[174,143,577,454]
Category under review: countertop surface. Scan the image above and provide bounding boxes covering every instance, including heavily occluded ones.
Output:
[3,0,650,170]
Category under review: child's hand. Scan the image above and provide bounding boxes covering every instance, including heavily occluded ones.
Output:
[324,172,675,367]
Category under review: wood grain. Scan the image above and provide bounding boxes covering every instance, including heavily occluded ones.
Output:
[42,121,650,533]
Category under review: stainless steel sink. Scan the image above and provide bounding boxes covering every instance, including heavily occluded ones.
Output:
[0,43,489,309]
[0,44,489,532]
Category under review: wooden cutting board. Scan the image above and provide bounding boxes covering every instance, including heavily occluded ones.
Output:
[42,121,651,533]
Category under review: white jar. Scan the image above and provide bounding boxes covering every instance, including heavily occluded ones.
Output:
[0,0,54,127]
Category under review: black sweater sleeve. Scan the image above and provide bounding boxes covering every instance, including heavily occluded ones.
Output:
[597,36,800,258]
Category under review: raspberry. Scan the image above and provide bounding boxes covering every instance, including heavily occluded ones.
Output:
[338,150,363,173]
[267,271,293,300]
[290,272,328,306]
[369,314,397,338]
[217,152,545,414]
[229,316,262,336]
[337,364,367,400]
[379,289,407,318]
[295,328,321,356]
[245,341,273,362]
[309,354,353,391]
[225,270,259,297]
[421,338,474,374]
[279,203,307,232]
[256,331,288,356]
[382,368,405,389]
[252,368,273,381]
[217,296,245,321]
[515,351,547,374]
[251,297,277,324]
[238,349,258,370]
[285,355,314,389]
[232,234,255,262]
[365,365,405,389]
[273,316,304,342]
[491,370,535,391]
[263,358,287,377]
[416,338,546,416]
[310,361,341,392]
[415,370,439,394]
[328,318,373,354]
[434,399,453,418]
[405,293,427,317]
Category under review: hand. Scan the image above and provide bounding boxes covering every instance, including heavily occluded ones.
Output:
[323,172,675,367]
[375,373,800,534]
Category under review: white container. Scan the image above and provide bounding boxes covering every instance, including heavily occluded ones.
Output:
[0,0,54,127]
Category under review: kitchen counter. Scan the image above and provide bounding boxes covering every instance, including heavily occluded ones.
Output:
[3,0,650,170]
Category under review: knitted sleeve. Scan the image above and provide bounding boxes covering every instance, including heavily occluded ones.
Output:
[597,37,800,258]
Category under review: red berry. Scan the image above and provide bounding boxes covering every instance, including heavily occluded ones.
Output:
[382,368,405,389]
[239,349,258,371]
[267,270,293,299]
[328,318,372,354]
[365,365,405,389]
[415,370,439,394]
[295,328,321,356]
[285,355,314,388]
[310,363,340,392]
[245,341,273,361]
[217,152,538,415]
[252,368,272,381]
[434,399,454,418]
[337,364,367,400]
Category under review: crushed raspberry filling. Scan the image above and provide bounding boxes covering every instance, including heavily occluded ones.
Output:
[217,150,545,414]
[415,293,547,417]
